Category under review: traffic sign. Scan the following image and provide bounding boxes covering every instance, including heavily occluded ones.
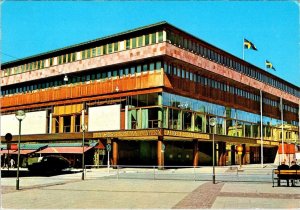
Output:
[5,133,12,141]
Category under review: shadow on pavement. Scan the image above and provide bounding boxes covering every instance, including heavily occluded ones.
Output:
[1,169,81,177]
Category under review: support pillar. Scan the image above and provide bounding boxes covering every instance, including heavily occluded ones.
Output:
[112,139,118,166]
[193,139,199,166]
[59,116,64,133]
[243,145,250,165]
[191,113,195,132]
[158,93,163,128]
[231,145,236,165]
[157,137,164,168]
[241,144,246,165]
[70,115,75,133]
[218,142,226,166]
[51,117,56,133]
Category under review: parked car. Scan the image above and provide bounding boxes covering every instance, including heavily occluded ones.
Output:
[28,155,70,174]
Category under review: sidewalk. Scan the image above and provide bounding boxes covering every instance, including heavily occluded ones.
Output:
[1,166,299,209]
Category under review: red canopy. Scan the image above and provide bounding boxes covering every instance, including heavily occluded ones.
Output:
[37,147,92,154]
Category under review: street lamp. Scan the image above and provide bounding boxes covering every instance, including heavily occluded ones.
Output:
[15,110,26,190]
[81,109,86,180]
[209,117,216,184]
[63,75,86,180]
[64,75,69,82]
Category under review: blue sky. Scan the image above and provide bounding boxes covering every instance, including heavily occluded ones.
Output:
[2,1,299,86]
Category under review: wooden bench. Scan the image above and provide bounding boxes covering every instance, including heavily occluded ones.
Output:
[272,169,300,187]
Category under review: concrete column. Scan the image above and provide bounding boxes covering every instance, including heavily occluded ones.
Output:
[231,145,236,165]
[157,137,164,168]
[243,145,250,165]
[112,139,118,166]
[191,113,195,132]
[164,107,169,129]
[193,139,199,166]
[218,142,226,166]
[178,110,183,130]
[137,108,142,129]
[158,93,163,128]
[51,116,56,133]
[59,116,64,133]
[222,143,227,166]
[242,144,249,165]
[70,115,75,133]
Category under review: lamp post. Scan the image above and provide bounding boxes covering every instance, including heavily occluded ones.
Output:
[209,117,216,184]
[15,110,26,190]
[81,109,86,180]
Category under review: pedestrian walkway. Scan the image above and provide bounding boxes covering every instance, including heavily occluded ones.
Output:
[1,166,299,209]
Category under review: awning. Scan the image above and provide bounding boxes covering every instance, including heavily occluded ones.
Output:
[0,149,36,155]
[37,146,93,154]
[0,143,47,150]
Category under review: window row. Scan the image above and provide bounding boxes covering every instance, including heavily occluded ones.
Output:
[166,30,299,98]
[2,31,164,76]
[162,92,299,126]
[163,61,299,114]
[1,61,162,96]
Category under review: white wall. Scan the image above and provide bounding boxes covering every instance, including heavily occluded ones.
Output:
[88,104,120,132]
[1,110,48,136]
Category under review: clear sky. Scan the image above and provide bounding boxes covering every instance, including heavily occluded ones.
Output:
[2,1,299,87]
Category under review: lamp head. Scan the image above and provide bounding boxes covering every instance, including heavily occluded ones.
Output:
[64,75,68,82]
[15,110,26,121]
[209,117,216,127]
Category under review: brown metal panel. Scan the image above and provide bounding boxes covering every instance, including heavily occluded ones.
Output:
[120,111,125,130]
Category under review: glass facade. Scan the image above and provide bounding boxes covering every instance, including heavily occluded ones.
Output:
[162,92,299,142]
[123,92,299,144]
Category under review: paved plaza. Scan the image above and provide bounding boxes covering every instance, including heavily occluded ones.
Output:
[1,166,300,209]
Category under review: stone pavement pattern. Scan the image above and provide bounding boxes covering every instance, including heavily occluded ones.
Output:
[1,169,300,209]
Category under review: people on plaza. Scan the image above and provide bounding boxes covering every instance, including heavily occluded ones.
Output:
[277,161,290,186]
[289,160,300,187]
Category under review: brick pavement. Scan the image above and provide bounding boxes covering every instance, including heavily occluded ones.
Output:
[173,182,224,209]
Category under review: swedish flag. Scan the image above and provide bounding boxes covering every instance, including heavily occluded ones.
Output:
[266,60,276,71]
[244,38,257,51]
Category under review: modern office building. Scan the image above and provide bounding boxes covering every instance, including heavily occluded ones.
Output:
[1,21,299,167]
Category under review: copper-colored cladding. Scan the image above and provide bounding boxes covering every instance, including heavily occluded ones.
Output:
[112,140,118,165]
[1,71,164,112]
[157,137,164,167]
[165,43,299,104]
[192,139,199,167]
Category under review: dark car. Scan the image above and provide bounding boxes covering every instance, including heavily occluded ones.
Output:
[28,155,70,174]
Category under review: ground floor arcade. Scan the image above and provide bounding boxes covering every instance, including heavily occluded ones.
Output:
[2,129,294,168]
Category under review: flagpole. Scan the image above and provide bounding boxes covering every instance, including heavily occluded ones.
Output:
[260,89,263,168]
[280,97,285,162]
